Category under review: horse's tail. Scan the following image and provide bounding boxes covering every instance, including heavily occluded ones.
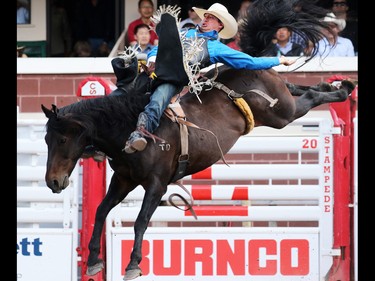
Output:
[239,0,329,58]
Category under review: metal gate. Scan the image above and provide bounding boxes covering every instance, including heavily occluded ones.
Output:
[17,118,80,281]
[16,90,357,281]
[104,113,345,280]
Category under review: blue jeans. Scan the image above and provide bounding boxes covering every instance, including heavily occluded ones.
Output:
[143,83,177,133]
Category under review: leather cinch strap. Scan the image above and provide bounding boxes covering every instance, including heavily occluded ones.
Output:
[165,100,228,182]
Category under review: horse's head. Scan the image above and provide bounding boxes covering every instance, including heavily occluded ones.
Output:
[42,104,89,193]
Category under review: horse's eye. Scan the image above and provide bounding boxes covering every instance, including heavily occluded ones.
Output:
[59,138,67,144]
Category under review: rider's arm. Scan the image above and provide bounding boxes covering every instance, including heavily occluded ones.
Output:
[208,41,295,70]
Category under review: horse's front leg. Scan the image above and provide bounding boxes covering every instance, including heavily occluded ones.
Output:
[124,182,166,280]
[86,175,136,276]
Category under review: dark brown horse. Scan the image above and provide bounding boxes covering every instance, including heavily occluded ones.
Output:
[41,1,355,280]
[41,67,353,280]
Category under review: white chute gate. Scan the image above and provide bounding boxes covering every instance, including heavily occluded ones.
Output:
[16,90,357,281]
[17,119,80,281]
[103,91,357,281]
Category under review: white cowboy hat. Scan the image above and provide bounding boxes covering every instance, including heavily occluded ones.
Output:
[193,3,238,39]
[322,12,346,31]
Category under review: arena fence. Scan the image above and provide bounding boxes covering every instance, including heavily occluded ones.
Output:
[17,118,80,281]
[16,91,357,281]
[104,111,350,281]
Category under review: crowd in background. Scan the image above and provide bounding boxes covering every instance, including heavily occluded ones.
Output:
[17,0,358,58]
[223,0,356,57]
[17,0,30,25]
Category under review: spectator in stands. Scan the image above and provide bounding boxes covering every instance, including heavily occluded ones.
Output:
[330,0,357,55]
[226,19,245,51]
[17,46,28,58]
[179,5,204,29]
[303,40,315,56]
[133,23,154,55]
[126,0,159,47]
[75,0,115,57]
[226,31,241,51]
[50,0,72,57]
[71,40,92,57]
[236,0,252,21]
[289,0,307,49]
[221,1,252,45]
[316,12,355,57]
[17,0,30,24]
[331,0,348,18]
[222,0,252,46]
[267,27,304,57]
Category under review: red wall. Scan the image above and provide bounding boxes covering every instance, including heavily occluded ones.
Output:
[16,72,358,113]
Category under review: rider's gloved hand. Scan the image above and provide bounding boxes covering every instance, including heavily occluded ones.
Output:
[279,55,296,66]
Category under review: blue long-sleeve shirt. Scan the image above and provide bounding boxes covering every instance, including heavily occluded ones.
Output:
[147,27,280,70]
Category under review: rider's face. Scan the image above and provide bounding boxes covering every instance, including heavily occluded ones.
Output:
[199,13,223,33]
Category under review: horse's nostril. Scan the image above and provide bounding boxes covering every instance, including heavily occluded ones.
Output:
[53,179,60,191]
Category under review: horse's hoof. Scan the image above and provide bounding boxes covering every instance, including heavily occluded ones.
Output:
[123,268,142,280]
[86,261,104,276]
[341,79,356,94]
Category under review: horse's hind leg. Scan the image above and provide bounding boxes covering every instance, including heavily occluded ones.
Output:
[286,79,356,97]
[124,182,166,280]
[86,176,137,276]
[286,82,336,96]
[292,87,349,120]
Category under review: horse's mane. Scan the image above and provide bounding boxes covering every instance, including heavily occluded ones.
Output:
[240,0,330,59]
[53,91,151,135]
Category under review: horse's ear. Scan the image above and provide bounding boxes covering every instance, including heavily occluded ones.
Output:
[41,104,58,119]
[51,104,59,114]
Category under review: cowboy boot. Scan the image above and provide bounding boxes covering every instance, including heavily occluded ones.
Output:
[111,55,138,89]
[151,12,189,91]
[124,112,148,154]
